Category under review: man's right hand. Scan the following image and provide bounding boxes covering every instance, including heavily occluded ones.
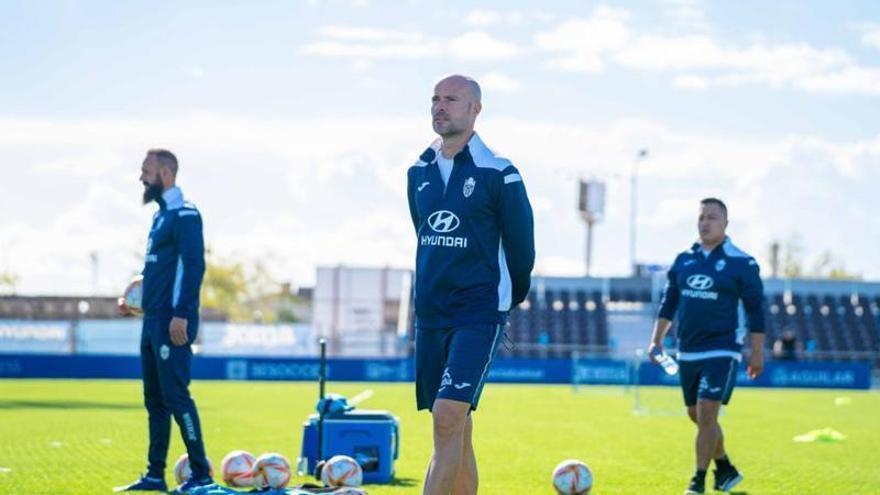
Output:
[117,278,141,317]
[647,342,662,363]
[117,297,134,317]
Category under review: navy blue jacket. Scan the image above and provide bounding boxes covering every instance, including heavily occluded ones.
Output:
[407,133,535,328]
[658,238,765,359]
[141,186,206,319]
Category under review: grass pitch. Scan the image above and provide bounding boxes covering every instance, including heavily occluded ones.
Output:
[0,379,878,494]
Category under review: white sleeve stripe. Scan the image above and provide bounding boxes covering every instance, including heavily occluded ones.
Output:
[504,173,522,184]
[178,210,199,217]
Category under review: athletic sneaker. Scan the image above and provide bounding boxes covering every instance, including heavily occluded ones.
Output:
[714,464,744,492]
[684,474,705,494]
[113,474,168,492]
[171,477,214,494]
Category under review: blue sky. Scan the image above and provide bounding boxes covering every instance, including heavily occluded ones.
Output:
[1,0,878,294]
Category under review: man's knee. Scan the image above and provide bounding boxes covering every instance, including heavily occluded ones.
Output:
[432,399,470,441]
[687,406,698,424]
[160,387,193,414]
[696,400,720,428]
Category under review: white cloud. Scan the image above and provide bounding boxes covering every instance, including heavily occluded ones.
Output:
[317,25,423,43]
[302,26,519,63]
[534,6,631,73]
[856,22,880,49]
[1,113,878,294]
[534,7,880,96]
[479,72,522,93]
[301,25,435,62]
[616,38,852,88]
[448,31,520,61]
[300,40,438,59]
[672,74,709,90]
[463,9,526,28]
[464,9,503,27]
[795,66,880,95]
[662,0,710,32]
[865,31,880,49]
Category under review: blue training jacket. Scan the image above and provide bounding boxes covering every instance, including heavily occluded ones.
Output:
[141,186,206,319]
[407,133,535,328]
[658,238,765,360]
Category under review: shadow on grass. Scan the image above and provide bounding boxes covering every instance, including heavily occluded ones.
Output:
[730,491,748,495]
[0,399,139,410]
[385,477,419,487]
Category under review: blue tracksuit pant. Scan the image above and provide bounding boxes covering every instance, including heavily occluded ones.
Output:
[141,315,209,479]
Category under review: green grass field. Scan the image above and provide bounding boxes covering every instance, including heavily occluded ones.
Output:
[0,379,878,494]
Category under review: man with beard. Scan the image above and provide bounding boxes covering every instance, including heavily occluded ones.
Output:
[115,149,212,494]
[407,75,535,494]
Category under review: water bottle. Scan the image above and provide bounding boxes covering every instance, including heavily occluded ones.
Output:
[650,348,679,375]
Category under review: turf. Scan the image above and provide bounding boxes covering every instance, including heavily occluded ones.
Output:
[0,379,877,494]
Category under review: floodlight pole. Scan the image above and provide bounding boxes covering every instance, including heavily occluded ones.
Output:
[585,218,595,277]
[579,180,605,277]
[629,149,648,276]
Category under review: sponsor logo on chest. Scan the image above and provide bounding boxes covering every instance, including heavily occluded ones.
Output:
[421,210,468,248]
[682,273,719,300]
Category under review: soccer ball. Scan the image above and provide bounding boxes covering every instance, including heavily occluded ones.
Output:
[252,453,291,490]
[173,454,213,485]
[121,275,144,315]
[221,450,257,487]
[320,455,363,487]
[552,459,592,494]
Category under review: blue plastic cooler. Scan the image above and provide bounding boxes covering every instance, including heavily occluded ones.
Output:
[298,409,399,484]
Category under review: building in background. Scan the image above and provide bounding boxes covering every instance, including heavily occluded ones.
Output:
[313,266,412,356]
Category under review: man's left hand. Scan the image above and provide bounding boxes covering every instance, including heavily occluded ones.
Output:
[747,351,764,379]
[169,317,188,346]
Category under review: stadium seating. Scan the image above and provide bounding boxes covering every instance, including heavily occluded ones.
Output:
[497,285,879,366]
[764,292,879,364]
[500,288,608,359]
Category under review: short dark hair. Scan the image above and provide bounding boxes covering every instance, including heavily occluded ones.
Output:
[147,148,178,177]
[700,197,727,218]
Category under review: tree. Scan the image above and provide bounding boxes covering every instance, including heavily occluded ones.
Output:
[810,250,861,281]
[770,236,861,280]
[0,271,18,294]
[201,250,251,321]
[201,249,306,322]
[780,236,804,279]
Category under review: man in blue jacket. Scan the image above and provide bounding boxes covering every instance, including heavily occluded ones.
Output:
[407,75,535,495]
[116,149,212,494]
[648,198,765,495]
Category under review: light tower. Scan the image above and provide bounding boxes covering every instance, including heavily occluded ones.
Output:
[578,180,606,277]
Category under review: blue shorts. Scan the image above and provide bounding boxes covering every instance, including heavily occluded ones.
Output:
[415,323,504,412]
[679,357,739,406]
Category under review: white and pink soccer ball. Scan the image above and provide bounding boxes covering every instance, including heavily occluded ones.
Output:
[221,450,257,487]
[552,459,593,494]
[252,452,292,489]
[320,455,363,487]
[173,454,213,485]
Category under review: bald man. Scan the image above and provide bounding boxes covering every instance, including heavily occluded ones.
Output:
[407,75,535,494]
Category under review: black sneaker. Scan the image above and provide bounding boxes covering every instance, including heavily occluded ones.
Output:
[684,475,705,494]
[113,474,168,492]
[171,477,214,495]
[714,464,744,492]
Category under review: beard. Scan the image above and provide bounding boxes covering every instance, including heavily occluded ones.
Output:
[432,115,461,137]
[142,180,164,204]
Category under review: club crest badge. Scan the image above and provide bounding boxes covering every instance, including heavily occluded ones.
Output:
[160,344,170,360]
[463,177,476,198]
[715,259,726,272]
